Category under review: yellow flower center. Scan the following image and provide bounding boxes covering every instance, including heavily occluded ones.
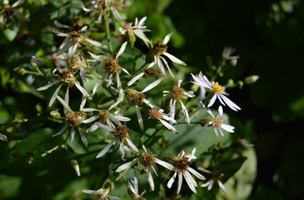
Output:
[139,152,155,169]
[212,117,223,129]
[213,82,225,94]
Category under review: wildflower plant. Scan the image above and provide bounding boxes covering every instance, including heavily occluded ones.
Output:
[0,1,258,200]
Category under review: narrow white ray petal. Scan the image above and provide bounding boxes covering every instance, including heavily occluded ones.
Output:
[86,123,98,132]
[111,114,130,122]
[197,122,210,133]
[95,122,115,132]
[119,27,126,35]
[0,118,8,124]
[155,158,175,170]
[151,165,158,177]
[81,108,100,112]
[12,0,25,7]
[110,4,122,21]
[96,140,115,158]
[85,38,102,47]
[218,180,227,194]
[82,190,96,194]
[159,119,177,133]
[205,107,214,118]
[220,124,235,133]
[37,80,60,91]
[52,124,68,137]
[120,67,131,76]
[116,160,138,172]
[161,115,176,124]
[221,95,241,111]
[160,56,174,78]
[107,73,113,87]
[218,105,223,116]
[177,172,183,194]
[147,169,155,191]
[208,179,214,191]
[64,86,70,114]
[70,126,75,144]
[58,40,74,55]
[74,82,92,100]
[56,95,73,112]
[141,78,162,93]
[163,32,173,45]
[54,20,70,28]
[125,138,139,153]
[188,167,206,180]
[214,128,219,137]
[82,115,100,124]
[138,16,147,25]
[95,14,103,24]
[201,179,212,188]
[198,167,212,174]
[183,171,197,193]
[136,106,144,130]
[53,31,69,37]
[108,94,124,111]
[88,52,107,61]
[79,25,88,32]
[133,30,151,47]
[78,127,88,147]
[219,128,225,136]
[142,144,148,153]
[167,172,177,188]
[180,100,190,124]
[68,42,78,58]
[80,67,86,86]
[92,73,109,96]
[155,56,166,76]
[217,95,226,106]
[163,52,186,66]
[143,98,160,110]
[116,41,127,59]
[128,72,144,86]
[207,95,217,108]
[49,84,62,107]
[108,195,122,200]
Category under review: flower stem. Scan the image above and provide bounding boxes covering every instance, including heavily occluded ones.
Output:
[211,66,222,82]
[141,125,164,146]
[104,13,113,53]
[134,62,148,75]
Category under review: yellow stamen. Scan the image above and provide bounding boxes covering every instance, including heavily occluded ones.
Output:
[213,82,225,94]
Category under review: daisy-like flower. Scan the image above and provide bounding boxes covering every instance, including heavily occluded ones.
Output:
[163,79,195,124]
[198,168,227,195]
[92,124,138,159]
[191,72,241,111]
[52,96,91,147]
[198,105,234,137]
[119,16,151,47]
[0,0,28,27]
[83,182,121,200]
[148,108,177,133]
[128,176,146,200]
[0,118,9,142]
[222,46,240,62]
[89,42,129,97]
[120,78,163,130]
[36,67,91,107]
[54,25,106,56]
[146,33,186,78]
[116,145,174,191]
[82,0,123,23]
[167,148,205,194]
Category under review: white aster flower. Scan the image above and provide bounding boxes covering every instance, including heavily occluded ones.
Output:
[82,0,123,23]
[198,168,227,195]
[119,16,151,47]
[191,72,241,111]
[167,148,205,194]
[163,79,195,124]
[83,182,121,200]
[116,145,174,191]
[0,0,28,27]
[92,124,138,160]
[198,105,234,137]
[128,176,146,200]
[222,46,240,61]
[36,68,91,107]
[52,96,91,147]
[148,108,177,133]
[146,33,186,77]
[0,118,9,142]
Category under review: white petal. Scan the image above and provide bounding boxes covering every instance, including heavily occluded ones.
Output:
[12,0,25,7]
[155,56,166,76]
[160,56,174,78]
[218,105,223,117]
[167,172,177,188]
[85,38,102,47]
[54,20,70,28]
[197,122,209,133]
[136,106,144,130]
[220,124,235,133]
[163,52,186,66]
[147,169,155,191]
[56,95,73,112]
[201,179,212,188]
[95,122,115,132]
[125,138,139,153]
[141,78,162,93]
[82,189,96,194]
[163,32,173,45]
[116,41,127,59]
[188,167,205,180]
[74,82,92,100]
[82,115,100,124]
[177,172,183,194]
[183,171,197,193]
[88,52,107,61]
[218,180,227,194]
[127,72,144,86]
[108,195,122,200]
[198,167,212,174]
[116,160,138,172]
[180,100,190,124]
[78,127,88,147]
[52,124,68,137]
[155,158,175,170]
[221,95,241,111]
[49,84,62,107]
[96,140,115,158]
[92,73,109,96]
[37,80,60,91]
[70,126,75,144]
[110,4,122,21]
[81,108,100,112]
[159,119,177,133]
[86,123,99,132]
[207,95,217,108]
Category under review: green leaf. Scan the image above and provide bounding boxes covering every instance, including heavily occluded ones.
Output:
[221,156,247,183]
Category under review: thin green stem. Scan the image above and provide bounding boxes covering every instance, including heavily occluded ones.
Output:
[141,125,164,146]
[210,66,222,82]
[132,47,135,73]
[134,62,148,75]
[104,13,113,53]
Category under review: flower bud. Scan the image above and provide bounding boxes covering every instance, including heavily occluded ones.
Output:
[71,159,81,176]
[6,127,13,133]
[230,59,238,67]
[50,110,61,119]
[237,80,244,89]
[104,182,114,192]
[244,75,259,84]
[27,157,34,164]
[14,67,26,75]
[11,151,22,158]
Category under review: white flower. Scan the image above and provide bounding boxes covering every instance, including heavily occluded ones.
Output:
[36,68,91,107]
[163,79,195,124]
[222,46,240,61]
[198,168,227,195]
[82,0,123,23]
[0,0,28,27]
[146,33,186,77]
[191,72,241,111]
[83,183,121,200]
[116,145,174,191]
[0,118,9,142]
[52,96,91,147]
[148,108,177,133]
[119,16,151,47]
[128,176,146,200]
[198,105,234,137]
[92,124,138,160]
[167,148,205,194]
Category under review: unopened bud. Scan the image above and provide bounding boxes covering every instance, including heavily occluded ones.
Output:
[11,151,22,158]
[0,133,7,142]
[71,159,81,176]
[27,157,34,164]
[50,110,61,119]
[104,182,114,191]
[230,59,237,67]
[14,67,26,75]
[6,127,13,133]
[36,103,42,116]
[226,79,234,88]
[244,75,259,84]
[237,81,243,89]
